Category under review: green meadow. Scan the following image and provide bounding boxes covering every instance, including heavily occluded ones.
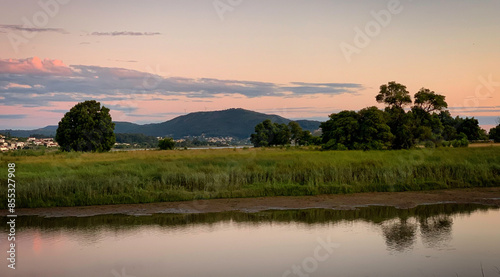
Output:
[1,147,499,208]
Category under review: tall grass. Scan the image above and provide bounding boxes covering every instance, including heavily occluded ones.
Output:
[1,147,499,208]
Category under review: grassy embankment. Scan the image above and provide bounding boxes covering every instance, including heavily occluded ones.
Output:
[1,147,499,208]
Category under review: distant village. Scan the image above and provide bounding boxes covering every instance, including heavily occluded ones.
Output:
[0,135,59,152]
[0,133,246,152]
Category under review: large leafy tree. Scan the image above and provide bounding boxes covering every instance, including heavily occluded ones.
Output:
[376,81,412,109]
[383,106,415,149]
[357,106,394,149]
[320,108,393,150]
[56,100,115,152]
[414,88,448,113]
[320,110,359,149]
[410,89,447,145]
[250,119,291,147]
[455,117,482,141]
[375,82,414,149]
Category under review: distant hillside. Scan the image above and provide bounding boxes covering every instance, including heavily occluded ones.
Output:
[116,108,321,138]
[1,108,321,139]
[0,125,58,138]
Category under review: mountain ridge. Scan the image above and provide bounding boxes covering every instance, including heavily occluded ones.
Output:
[0,108,321,139]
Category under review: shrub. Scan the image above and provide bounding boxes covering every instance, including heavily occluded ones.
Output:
[158,138,175,150]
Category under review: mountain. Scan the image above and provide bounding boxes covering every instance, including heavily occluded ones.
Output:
[1,108,321,139]
[0,125,58,138]
[116,108,321,138]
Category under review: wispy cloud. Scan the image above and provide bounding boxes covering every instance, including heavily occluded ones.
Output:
[107,59,138,63]
[0,114,27,119]
[0,57,364,107]
[89,31,161,36]
[40,109,69,114]
[448,106,500,113]
[104,104,138,113]
[0,24,68,34]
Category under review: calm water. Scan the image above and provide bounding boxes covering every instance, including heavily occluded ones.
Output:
[2,204,500,277]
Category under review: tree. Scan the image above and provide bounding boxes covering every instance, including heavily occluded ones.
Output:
[299,130,314,146]
[376,81,412,109]
[250,119,272,147]
[320,110,359,149]
[158,137,175,150]
[55,100,115,152]
[438,111,458,140]
[409,107,444,145]
[489,124,500,142]
[288,121,303,145]
[384,106,415,149]
[274,123,291,146]
[357,106,394,150]
[250,119,291,147]
[456,117,481,141]
[375,82,414,149]
[414,88,448,113]
[320,108,393,150]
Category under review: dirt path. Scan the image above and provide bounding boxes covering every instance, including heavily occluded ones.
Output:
[3,187,500,218]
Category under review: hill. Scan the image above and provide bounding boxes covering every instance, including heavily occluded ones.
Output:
[0,125,58,138]
[1,108,321,139]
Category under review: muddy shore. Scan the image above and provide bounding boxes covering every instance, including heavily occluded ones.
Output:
[3,187,500,218]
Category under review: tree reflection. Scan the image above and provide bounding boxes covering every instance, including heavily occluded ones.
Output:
[4,203,490,248]
[381,218,418,252]
[419,215,453,248]
[381,214,454,252]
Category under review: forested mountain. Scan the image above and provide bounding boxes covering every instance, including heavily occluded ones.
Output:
[1,108,320,139]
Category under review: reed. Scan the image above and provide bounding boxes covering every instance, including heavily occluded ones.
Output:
[1,147,499,208]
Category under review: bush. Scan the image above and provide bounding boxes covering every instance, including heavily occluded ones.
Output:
[451,138,468,148]
[158,138,175,150]
[322,140,348,151]
[424,141,435,148]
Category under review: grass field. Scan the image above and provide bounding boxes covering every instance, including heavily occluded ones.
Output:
[1,147,499,208]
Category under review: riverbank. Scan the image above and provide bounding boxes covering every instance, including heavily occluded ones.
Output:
[2,187,499,217]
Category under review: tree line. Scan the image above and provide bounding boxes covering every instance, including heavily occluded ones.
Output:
[251,81,498,149]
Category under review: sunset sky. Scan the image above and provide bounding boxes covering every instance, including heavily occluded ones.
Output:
[1,0,499,130]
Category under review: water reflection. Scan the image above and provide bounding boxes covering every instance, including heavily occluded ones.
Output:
[382,218,418,252]
[419,214,453,248]
[3,203,493,251]
[381,212,454,252]
[1,203,499,277]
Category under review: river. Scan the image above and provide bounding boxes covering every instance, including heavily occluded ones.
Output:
[1,203,499,277]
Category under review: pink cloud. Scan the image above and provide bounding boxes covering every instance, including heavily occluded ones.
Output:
[0,57,73,76]
[4,83,32,89]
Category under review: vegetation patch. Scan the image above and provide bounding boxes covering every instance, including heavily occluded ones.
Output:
[1,147,499,208]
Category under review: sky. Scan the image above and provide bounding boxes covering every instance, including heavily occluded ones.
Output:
[0,0,499,130]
